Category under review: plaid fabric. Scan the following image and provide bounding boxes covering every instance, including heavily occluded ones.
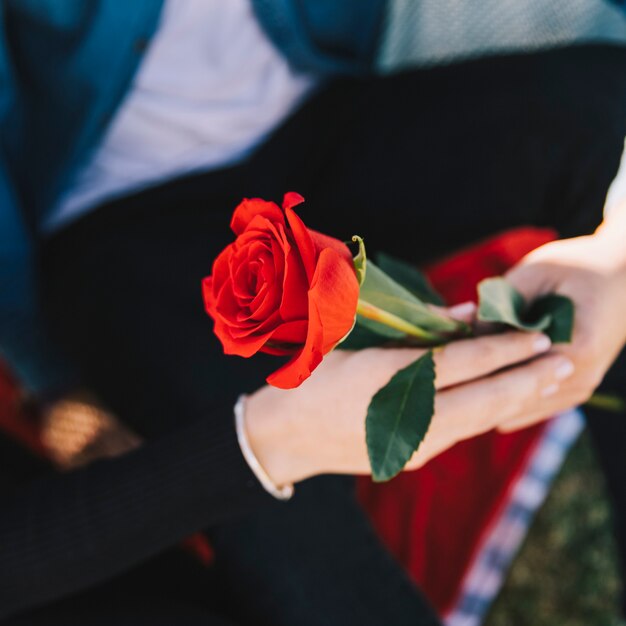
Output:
[444,409,585,626]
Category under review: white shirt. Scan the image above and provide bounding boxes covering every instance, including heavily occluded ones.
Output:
[47,0,316,232]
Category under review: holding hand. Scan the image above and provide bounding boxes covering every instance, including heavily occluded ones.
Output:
[500,220,626,432]
[246,326,573,485]
[242,203,626,487]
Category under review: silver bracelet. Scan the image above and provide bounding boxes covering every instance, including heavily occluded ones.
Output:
[234,395,294,501]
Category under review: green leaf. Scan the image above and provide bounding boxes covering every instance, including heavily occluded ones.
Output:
[527,294,574,343]
[376,252,445,306]
[477,277,574,343]
[352,236,367,286]
[477,278,550,332]
[366,351,436,482]
[359,261,460,338]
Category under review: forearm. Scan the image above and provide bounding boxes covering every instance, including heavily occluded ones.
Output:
[596,196,626,267]
[0,406,270,620]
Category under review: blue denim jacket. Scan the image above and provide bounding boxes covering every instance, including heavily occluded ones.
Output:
[0,0,623,393]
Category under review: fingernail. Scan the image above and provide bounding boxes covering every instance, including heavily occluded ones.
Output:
[555,358,575,380]
[533,334,552,353]
[448,302,476,318]
[542,383,560,398]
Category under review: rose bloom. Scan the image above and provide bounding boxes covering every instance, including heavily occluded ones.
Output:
[202,193,359,389]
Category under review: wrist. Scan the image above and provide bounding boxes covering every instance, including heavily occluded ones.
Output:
[245,386,314,486]
[595,202,626,272]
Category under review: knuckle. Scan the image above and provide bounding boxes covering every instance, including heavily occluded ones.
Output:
[574,333,600,362]
[589,368,605,390]
[478,332,533,366]
[574,388,594,405]
[406,457,422,472]
[433,344,459,376]
[472,339,498,366]
[406,451,429,472]
[432,343,450,367]
[578,369,604,394]
[484,377,522,420]
[357,347,378,360]
[571,379,598,404]
[515,331,540,353]
[353,347,385,369]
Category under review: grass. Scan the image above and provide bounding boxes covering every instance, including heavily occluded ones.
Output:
[486,432,624,626]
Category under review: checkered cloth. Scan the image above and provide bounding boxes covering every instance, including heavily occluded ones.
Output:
[444,409,585,626]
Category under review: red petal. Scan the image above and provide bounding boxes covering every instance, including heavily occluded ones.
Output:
[308,247,359,352]
[249,282,281,321]
[215,319,274,358]
[266,298,324,389]
[215,280,244,322]
[279,244,309,320]
[260,320,308,356]
[207,244,234,297]
[284,202,317,283]
[261,344,294,357]
[201,276,216,314]
[266,245,358,388]
[268,319,308,344]
[309,229,354,263]
[230,198,284,235]
[282,191,305,211]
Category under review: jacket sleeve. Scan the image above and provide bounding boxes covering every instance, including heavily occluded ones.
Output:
[0,162,80,394]
[0,402,271,620]
[0,6,79,396]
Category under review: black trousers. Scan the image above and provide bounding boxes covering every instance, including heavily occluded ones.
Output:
[34,45,626,624]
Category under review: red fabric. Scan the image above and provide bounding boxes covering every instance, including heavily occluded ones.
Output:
[0,363,45,456]
[357,226,557,615]
[0,226,557,611]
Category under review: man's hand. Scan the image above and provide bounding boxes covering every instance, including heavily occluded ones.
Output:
[500,223,626,432]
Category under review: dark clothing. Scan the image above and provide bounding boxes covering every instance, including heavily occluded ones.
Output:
[2,45,626,623]
[0,404,273,619]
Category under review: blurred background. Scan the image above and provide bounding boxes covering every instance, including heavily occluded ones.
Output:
[488,433,623,626]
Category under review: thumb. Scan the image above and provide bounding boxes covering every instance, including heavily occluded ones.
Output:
[428,301,477,325]
[505,260,552,303]
[445,301,477,324]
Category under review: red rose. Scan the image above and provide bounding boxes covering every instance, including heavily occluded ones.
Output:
[202,192,359,389]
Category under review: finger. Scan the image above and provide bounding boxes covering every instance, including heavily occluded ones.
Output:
[497,413,554,434]
[432,331,552,389]
[427,301,477,329]
[497,391,580,433]
[505,262,552,302]
[434,353,575,441]
[472,319,501,336]
[445,301,477,324]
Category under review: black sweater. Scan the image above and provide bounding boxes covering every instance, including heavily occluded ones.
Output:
[0,407,269,620]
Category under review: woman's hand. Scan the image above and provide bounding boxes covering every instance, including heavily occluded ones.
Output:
[499,224,626,432]
[248,199,626,486]
[246,327,573,485]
